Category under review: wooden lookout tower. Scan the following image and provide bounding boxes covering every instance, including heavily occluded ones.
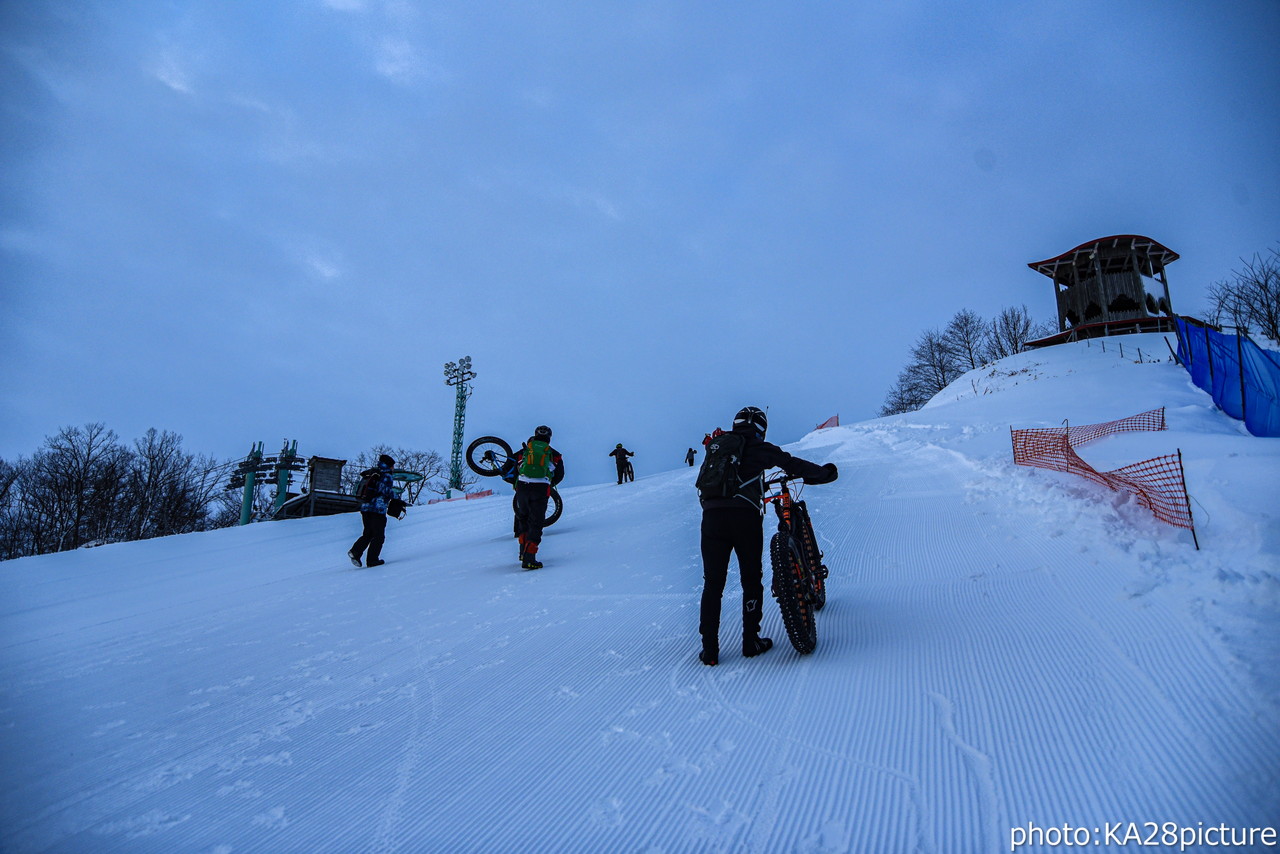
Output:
[1027,235,1179,346]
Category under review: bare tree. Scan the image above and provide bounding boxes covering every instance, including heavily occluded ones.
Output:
[879,328,964,416]
[943,309,989,371]
[879,372,933,416]
[25,424,131,551]
[124,430,232,540]
[986,305,1045,360]
[1206,246,1280,343]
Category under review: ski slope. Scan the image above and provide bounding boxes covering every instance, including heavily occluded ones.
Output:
[2,334,1277,853]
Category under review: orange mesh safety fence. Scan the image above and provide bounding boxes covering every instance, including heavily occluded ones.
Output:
[1011,407,1196,534]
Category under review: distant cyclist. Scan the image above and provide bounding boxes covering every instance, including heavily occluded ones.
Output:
[609,443,634,484]
[514,426,564,570]
[695,406,837,666]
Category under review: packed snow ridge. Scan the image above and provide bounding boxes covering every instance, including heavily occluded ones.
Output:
[2,333,1277,853]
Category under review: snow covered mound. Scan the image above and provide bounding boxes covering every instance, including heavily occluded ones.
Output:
[2,333,1277,853]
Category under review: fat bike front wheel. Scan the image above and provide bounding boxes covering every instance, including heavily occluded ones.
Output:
[793,502,827,611]
[771,532,817,654]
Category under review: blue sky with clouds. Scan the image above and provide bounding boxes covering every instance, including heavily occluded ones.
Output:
[2,1,1277,486]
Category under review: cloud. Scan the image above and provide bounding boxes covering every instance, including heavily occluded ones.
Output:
[568,189,623,221]
[373,36,449,86]
[152,55,192,94]
[304,253,343,280]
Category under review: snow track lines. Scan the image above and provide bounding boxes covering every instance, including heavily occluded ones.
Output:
[3,341,1278,853]
[1012,407,1196,535]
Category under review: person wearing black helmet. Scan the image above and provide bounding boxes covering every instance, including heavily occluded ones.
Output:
[349,452,396,568]
[513,425,564,570]
[696,406,837,665]
[609,443,634,483]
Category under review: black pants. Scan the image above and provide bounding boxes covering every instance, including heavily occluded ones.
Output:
[514,482,550,550]
[699,505,765,651]
[351,511,387,562]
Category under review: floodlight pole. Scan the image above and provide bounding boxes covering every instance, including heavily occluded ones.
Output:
[443,356,476,498]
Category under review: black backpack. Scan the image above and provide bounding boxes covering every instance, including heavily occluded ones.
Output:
[696,430,747,499]
[357,469,382,502]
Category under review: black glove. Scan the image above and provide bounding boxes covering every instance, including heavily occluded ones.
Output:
[810,463,838,484]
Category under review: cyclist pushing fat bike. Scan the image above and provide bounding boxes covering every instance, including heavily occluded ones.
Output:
[610,444,635,483]
[695,406,838,666]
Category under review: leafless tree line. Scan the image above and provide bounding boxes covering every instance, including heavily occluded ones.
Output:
[1,425,455,561]
[880,305,1052,416]
[0,424,237,560]
[1204,246,1280,343]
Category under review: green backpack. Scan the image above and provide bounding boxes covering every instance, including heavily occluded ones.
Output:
[519,440,554,479]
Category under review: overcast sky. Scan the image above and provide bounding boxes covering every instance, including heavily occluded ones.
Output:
[2,1,1278,487]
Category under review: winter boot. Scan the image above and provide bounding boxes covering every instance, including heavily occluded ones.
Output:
[699,635,719,666]
[743,636,774,658]
[521,543,543,570]
[366,558,385,567]
[348,550,362,568]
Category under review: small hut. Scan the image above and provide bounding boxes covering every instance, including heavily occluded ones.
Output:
[273,456,361,519]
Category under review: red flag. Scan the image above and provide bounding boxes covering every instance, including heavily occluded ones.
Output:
[815,414,839,430]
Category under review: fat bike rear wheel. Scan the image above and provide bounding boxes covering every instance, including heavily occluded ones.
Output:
[771,532,817,654]
[511,487,563,528]
[466,436,513,477]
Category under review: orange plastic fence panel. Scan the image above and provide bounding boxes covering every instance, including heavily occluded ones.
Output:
[1011,407,1195,533]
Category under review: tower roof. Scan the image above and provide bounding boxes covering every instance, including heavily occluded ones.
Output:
[1028,235,1179,285]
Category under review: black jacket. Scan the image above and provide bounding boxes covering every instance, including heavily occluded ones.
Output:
[700,426,833,513]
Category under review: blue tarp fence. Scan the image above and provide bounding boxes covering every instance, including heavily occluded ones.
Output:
[1174,317,1280,437]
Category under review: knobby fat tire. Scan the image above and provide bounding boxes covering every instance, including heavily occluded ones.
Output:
[466,436,514,477]
[510,487,563,528]
[770,531,817,654]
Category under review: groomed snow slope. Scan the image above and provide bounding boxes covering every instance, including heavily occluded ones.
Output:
[2,334,1277,853]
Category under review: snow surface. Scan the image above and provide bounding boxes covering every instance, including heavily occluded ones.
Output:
[2,334,1277,853]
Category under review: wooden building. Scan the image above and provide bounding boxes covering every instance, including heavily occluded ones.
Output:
[1026,235,1179,346]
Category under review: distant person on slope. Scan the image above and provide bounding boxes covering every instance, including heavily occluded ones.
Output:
[695,407,837,666]
[609,443,634,484]
[514,426,564,570]
[349,453,396,568]
[685,447,697,467]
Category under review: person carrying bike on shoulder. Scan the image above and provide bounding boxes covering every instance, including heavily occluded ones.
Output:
[696,406,837,666]
[609,443,634,484]
[514,425,563,570]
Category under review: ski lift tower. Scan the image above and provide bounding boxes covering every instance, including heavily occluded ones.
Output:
[443,356,476,498]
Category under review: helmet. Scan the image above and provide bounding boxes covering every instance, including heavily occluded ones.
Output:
[616,443,623,448]
[534,425,552,440]
[733,406,767,435]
